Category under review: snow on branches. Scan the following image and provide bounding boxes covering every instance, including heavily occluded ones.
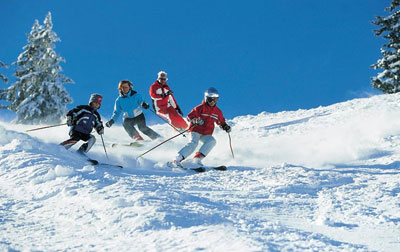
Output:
[371,1,400,93]
[0,12,74,124]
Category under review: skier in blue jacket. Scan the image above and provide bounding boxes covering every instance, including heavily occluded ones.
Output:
[105,80,160,142]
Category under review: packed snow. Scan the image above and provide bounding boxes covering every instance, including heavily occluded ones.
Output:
[1,94,400,251]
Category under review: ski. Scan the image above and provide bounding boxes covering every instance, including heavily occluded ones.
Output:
[77,150,123,168]
[97,163,123,169]
[111,142,144,148]
[188,166,227,172]
[212,166,227,171]
[87,158,99,165]
[86,158,123,169]
[167,162,205,172]
[166,160,226,173]
[187,167,206,172]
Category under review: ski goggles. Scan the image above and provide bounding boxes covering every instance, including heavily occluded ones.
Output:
[206,97,218,103]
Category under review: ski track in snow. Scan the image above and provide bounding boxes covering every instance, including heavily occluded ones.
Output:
[1,94,400,251]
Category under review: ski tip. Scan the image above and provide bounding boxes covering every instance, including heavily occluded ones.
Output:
[109,165,123,169]
[213,166,227,171]
[88,159,99,165]
[191,167,206,172]
[129,142,144,147]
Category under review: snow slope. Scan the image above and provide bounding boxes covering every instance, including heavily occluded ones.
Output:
[1,94,400,251]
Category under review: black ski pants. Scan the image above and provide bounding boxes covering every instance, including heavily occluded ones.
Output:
[60,130,96,153]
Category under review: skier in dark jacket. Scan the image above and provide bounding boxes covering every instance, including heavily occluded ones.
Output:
[60,93,104,153]
[105,80,160,142]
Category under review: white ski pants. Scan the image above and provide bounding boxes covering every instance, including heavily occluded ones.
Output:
[178,132,216,159]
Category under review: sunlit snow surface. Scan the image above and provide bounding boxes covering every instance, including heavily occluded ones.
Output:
[1,94,400,251]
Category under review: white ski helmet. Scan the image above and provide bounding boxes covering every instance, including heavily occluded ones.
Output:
[89,93,103,107]
[204,87,219,105]
[157,71,168,81]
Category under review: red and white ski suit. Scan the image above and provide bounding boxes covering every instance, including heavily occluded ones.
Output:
[149,81,188,130]
[187,101,226,135]
[177,101,227,159]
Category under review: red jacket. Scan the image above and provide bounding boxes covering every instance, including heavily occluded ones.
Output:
[149,81,179,114]
[187,101,226,135]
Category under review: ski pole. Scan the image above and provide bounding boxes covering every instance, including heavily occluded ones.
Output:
[138,124,196,158]
[24,123,67,133]
[228,132,235,159]
[100,134,109,160]
[149,108,186,137]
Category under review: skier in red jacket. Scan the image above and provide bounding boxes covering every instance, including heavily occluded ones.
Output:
[169,87,231,168]
[149,71,188,130]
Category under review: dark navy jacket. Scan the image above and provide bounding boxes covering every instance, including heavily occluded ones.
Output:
[67,105,103,135]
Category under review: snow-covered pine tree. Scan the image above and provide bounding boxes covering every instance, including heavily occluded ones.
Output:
[371,0,400,93]
[0,61,10,109]
[4,12,74,124]
[0,61,8,83]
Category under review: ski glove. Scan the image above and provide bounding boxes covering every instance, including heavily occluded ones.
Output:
[105,119,114,128]
[66,116,74,126]
[142,102,150,109]
[176,106,183,116]
[192,118,204,125]
[161,90,173,98]
[221,124,231,133]
[97,126,104,135]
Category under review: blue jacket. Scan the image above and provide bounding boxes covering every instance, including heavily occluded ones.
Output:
[110,90,145,121]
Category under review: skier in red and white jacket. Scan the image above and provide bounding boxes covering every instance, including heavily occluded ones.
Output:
[149,71,188,130]
[170,87,231,167]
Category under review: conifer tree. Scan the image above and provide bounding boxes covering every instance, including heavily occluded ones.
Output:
[2,12,73,124]
[0,61,8,83]
[0,61,9,109]
[371,0,400,93]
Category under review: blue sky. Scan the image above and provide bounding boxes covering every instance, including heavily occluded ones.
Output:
[0,0,391,123]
